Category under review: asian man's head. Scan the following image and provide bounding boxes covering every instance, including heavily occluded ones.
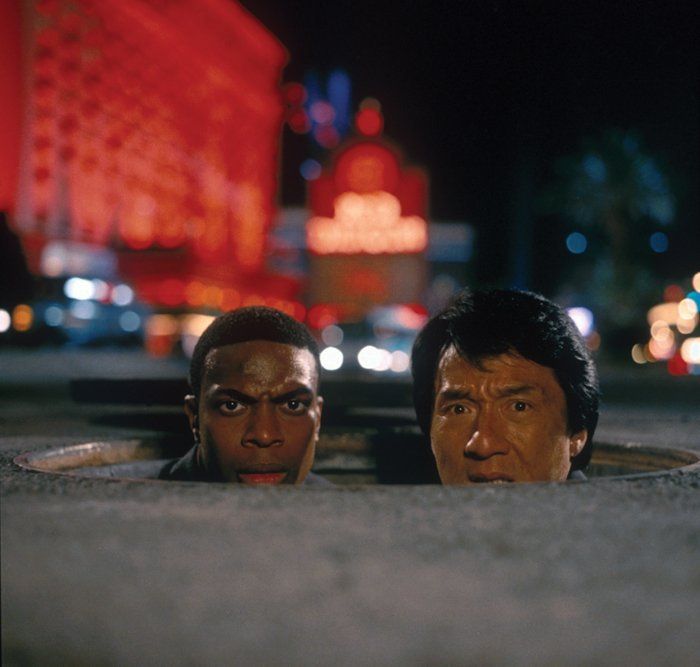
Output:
[411,289,599,484]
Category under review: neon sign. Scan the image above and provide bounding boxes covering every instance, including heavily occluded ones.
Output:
[307,191,427,255]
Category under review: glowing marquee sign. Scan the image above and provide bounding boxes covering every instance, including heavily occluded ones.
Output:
[307,191,427,254]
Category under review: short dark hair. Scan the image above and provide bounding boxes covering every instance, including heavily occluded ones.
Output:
[189,306,320,399]
[411,289,599,470]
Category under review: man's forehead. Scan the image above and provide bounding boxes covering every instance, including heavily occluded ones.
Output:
[203,340,318,384]
[436,345,557,390]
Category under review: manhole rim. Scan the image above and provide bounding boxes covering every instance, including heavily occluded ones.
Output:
[12,438,700,483]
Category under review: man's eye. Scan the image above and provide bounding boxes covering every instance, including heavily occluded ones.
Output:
[284,399,307,414]
[451,404,467,415]
[513,401,529,412]
[220,400,243,414]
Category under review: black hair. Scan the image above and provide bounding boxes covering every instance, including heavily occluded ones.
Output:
[411,289,599,470]
[189,306,320,399]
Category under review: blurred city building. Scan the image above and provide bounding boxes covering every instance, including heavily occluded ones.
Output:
[3,0,301,319]
[1,0,473,365]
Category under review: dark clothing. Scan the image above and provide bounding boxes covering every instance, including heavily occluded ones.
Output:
[568,469,587,481]
[158,445,332,486]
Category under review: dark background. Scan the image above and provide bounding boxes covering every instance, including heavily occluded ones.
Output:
[241,0,699,291]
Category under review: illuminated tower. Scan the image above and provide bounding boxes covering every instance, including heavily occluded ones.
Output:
[8,0,293,310]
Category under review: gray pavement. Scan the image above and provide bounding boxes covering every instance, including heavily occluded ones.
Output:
[1,349,699,666]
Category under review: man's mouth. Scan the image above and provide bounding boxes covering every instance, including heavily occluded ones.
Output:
[468,473,514,484]
[237,466,288,485]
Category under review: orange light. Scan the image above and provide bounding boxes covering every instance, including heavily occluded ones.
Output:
[307,191,428,255]
[185,280,206,307]
[203,285,223,308]
[12,304,34,332]
[221,288,241,311]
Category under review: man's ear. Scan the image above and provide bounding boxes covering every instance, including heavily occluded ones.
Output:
[184,394,199,442]
[569,429,588,459]
[314,395,324,439]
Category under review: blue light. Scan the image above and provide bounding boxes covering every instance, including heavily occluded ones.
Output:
[300,159,322,181]
[582,155,606,183]
[566,232,587,254]
[649,232,669,253]
[44,305,64,327]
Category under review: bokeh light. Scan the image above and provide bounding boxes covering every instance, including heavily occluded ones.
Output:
[64,277,94,300]
[680,338,700,364]
[357,345,380,370]
[119,311,141,333]
[321,324,343,346]
[389,350,410,373]
[565,232,587,254]
[678,298,698,320]
[44,305,64,327]
[567,307,594,337]
[320,346,343,371]
[111,284,134,306]
[300,159,322,181]
[631,343,647,364]
[649,231,669,253]
[0,309,11,333]
[12,305,34,332]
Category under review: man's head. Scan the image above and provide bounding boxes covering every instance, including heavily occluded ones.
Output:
[411,289,599,484]
[186,306,322,485]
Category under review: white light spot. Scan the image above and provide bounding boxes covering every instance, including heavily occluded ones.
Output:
[680,338,700,364]
[320,346,344,371]
[389,350,410,373]
[0,309,10,333]
[567,307,594,338]
[111,284,134,306]
[374,348,392,372]
[64,277,95,301]
[357,345,380,370]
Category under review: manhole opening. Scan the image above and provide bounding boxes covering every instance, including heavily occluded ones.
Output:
[13,432,700,484]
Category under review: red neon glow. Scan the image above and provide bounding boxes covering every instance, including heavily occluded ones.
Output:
[355,108,383,137]
[307,191,427,255]
[308,304,339,330]
[334,143,401,194]
[282,82,306,106]
[13,0,285,284]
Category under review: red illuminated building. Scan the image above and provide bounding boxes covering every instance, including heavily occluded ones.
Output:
[3,0,301,316]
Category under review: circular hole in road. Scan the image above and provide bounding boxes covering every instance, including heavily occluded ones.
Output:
[13,433,700,484]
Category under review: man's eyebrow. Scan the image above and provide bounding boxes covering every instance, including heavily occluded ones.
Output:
[211,388,256,403]
[210,386,314,403]
[435,388,474,402]
[496,384,540,397]
[272,386,314,403]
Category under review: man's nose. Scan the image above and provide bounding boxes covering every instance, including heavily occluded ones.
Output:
[243,404,283,448]
[464,409,509,459]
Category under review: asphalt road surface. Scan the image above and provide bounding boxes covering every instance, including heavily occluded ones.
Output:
[2,349,699,666]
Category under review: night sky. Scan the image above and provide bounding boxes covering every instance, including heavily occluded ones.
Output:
[241,1,699,288]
